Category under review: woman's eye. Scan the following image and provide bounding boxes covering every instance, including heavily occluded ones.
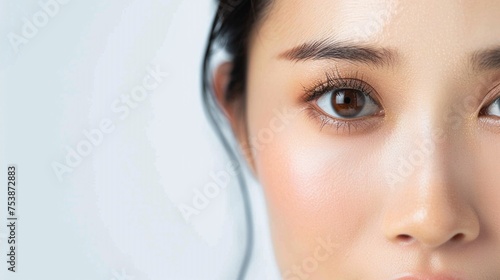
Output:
[316,88,382,119]
[483,97,500,117]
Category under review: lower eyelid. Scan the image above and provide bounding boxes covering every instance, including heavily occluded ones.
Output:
[303,104,384,135]
[479,116,500,134]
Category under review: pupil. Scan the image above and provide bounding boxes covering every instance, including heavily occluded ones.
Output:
[331,89,365,118]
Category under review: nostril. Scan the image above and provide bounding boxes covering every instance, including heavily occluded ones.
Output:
[451,233,465,242]
[396,234,414,244]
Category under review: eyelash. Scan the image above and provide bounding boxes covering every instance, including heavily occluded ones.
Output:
[303,70,374,102]
[480,82,500,116]
[302,69,383,133]
[478,84,500,132]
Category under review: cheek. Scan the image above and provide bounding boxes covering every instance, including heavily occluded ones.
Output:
[249,114,384,270]
[475,133,500,239]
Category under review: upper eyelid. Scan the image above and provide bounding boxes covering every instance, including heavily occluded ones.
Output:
[487,82,500,99]
[483,96,500,112]
[302,75,379,104]
[478,81,500,111]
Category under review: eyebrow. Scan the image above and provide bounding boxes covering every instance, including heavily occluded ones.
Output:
[471,47,500,71]
[278,39,398,67]
[279,40,500,72]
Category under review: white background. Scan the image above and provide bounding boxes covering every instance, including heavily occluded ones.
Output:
[0,1,280,279]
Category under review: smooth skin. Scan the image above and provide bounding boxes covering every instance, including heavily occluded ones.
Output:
[214,0,500,279]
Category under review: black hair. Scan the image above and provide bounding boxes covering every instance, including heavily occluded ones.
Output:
[201,1,271,279]
[206,0,271,101]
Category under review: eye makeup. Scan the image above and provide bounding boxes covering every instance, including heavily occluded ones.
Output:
[479,81,500,132]
[300,68,385,134]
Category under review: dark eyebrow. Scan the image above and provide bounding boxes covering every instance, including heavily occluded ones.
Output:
[278,39,398,67]
[471,47,500,71]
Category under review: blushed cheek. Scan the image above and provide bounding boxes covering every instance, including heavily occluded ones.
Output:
[252,120,382,270]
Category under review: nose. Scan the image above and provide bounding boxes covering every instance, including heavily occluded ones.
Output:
[382,136,480,249]
[383,189,480,248]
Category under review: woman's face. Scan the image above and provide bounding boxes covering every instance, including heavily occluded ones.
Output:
[233,0,500,278]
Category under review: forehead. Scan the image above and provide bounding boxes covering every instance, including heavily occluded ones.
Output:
[253,0,500,59]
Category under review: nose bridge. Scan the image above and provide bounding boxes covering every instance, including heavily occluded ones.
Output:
[382,100,480,249]
[386,67,473,190]
[385,102,449,191]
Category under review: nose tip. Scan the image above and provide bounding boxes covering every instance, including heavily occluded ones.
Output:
[387,211,479,248]
[383,195,480,249]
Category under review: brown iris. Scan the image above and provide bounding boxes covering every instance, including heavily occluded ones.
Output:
[331,89,366,118]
